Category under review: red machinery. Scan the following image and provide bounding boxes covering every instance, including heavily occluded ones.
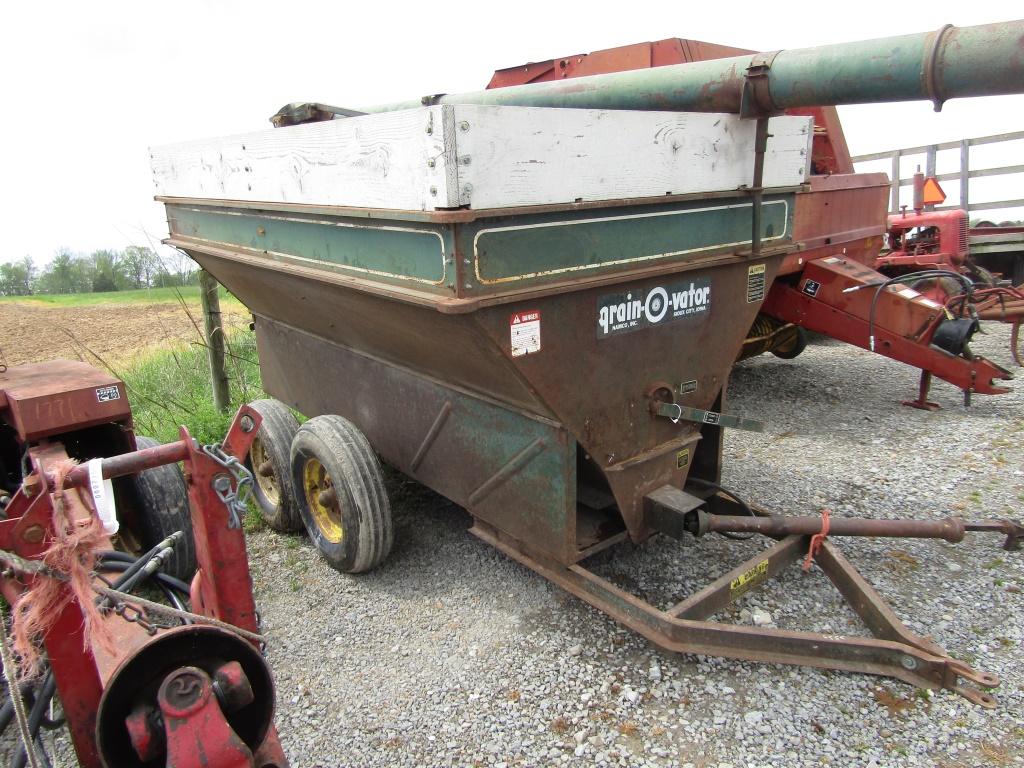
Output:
[0,360,287,768]
[486,39,1017,407]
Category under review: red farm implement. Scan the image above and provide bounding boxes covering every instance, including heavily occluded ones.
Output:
[0,360,287,768]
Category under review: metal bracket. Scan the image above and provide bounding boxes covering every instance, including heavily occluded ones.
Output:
[740,50,782,118]
[653,402,765,433]
[645,485,706,540]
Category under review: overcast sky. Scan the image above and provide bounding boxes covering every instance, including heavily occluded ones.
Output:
[2,1,1022,265]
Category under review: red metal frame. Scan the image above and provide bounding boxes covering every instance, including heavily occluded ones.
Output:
[761,258,1012,397]
[0,406,288,768]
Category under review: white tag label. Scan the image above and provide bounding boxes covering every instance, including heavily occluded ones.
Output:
[87,458,119,535]
[510,310,541,357]
[95,385,120,402]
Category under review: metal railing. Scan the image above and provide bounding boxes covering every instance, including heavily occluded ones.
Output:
[852,130,1024,215]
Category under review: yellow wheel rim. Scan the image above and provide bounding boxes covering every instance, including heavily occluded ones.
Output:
[303,457,344,543]
[250,437,280,506]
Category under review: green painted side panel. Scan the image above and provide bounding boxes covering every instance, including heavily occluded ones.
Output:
[470,196,792,285]
[168,206,450,285]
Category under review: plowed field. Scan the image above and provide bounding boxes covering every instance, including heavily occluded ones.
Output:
[0,299,248,368]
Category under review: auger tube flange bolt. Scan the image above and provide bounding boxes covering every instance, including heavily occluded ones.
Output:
[240,414,256,433]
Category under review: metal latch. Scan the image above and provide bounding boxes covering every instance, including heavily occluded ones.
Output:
[653,402,765,433]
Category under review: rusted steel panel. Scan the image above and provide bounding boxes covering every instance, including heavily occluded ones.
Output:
[783,174,891,275]
[0,360,132,442]
[255,319,578,564]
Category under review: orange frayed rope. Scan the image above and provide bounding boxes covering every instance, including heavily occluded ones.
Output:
[802,508,831,572]
[9,459,117,681]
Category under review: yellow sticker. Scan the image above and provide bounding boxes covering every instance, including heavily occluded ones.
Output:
[729,559,769,599]
[676,448,690,470]
[747,263,767,303]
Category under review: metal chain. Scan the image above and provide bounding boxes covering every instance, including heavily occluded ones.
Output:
[200,443,254,529]
[108,600,177,636]
[0,550,266,648]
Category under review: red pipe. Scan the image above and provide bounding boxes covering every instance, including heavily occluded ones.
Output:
[61,441,191,488]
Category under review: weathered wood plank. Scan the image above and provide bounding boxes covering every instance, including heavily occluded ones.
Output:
[151,106,811,211]
[150,106,455,210]
[453,107,811,208]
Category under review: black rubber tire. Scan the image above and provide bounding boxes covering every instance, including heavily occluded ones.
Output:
[290,415,393,574]
[130,436,196,580]
[770,326,808,360]
[245,399,302,532]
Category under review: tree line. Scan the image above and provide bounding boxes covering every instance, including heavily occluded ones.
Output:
[0,247,199,296]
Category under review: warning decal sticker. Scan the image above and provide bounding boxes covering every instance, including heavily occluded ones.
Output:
[96,385,120,403]
[746,263,766,303]
[676,448,690,470]
[510,310,541,357]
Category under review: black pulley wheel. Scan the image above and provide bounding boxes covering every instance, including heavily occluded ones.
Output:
[128,436,196,580]
[245,399,302,532]
[290,415,393,573]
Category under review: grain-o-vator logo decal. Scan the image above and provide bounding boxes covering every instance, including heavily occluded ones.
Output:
[597,279,711,338]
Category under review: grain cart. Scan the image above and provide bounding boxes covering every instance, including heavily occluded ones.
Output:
[151,22,1024,706]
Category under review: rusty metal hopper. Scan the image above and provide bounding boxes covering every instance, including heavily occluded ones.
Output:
[152,20,1024,706]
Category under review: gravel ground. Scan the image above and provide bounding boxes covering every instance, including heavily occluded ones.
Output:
[251,324,1023,768]
[5,324,1023,767]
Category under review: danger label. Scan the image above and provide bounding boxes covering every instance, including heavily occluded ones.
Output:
[746,263,766,303]
[510,310,541,357]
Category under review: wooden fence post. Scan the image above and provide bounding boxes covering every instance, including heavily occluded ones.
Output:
[199,269,230,412]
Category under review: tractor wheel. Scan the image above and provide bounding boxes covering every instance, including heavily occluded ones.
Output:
[290,416,393,574]
[129,436,196,580]
[770,326,808,360]
[245,399,302,532]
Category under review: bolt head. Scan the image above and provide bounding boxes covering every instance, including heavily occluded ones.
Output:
[22,525,45,544]
[213,474,232,492]
[239,414,256,433]
[900,654,919,671]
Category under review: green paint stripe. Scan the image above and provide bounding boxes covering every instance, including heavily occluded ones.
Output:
[473,200,790,284]
[169,207,448,284]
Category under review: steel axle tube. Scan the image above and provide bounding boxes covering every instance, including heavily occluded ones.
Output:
[691,512,1023,550]
[698,512,968,541]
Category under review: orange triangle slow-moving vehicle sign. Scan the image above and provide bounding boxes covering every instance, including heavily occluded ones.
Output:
[921,177,946,205]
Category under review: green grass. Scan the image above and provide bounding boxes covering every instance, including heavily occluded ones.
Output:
[122,330,264,446]
[0,286,242,308]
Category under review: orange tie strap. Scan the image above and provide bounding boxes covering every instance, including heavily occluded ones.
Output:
[802,508,831,572]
